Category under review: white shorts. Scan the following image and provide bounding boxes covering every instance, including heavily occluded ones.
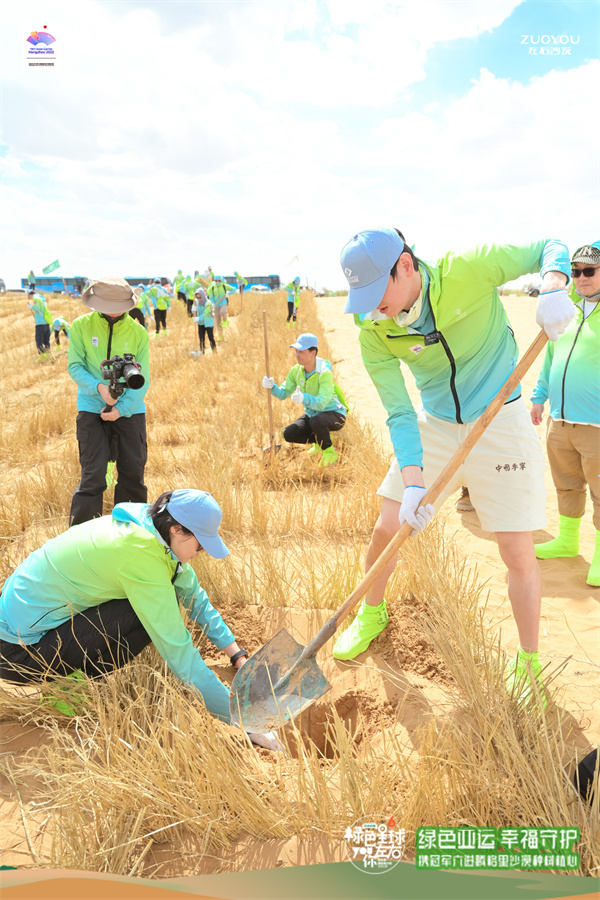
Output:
[377,397,546,532]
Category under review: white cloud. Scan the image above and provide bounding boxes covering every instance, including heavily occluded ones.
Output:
[1,0,598,291]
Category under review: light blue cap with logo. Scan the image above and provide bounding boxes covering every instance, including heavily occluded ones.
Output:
[166,489,229,559]
[340,228,405,314]
[290,332,318,351]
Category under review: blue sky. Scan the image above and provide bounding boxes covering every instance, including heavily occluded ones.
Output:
[1,0,598,290]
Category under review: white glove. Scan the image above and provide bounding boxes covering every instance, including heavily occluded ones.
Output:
[262,375,275,389]
[191,304,197,314]
[291,388,304,405]
[247,730,284,752]
[399,485,435,535]
[536,289,576,342]
[193,316,200,323]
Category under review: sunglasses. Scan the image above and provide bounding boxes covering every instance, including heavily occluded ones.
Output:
[571,267,599,278]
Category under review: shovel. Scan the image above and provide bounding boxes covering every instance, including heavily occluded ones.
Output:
[231,329,549,733]
[262,309,281,454]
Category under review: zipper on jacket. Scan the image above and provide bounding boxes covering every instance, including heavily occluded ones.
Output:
[107,318,114,360]
[560,318,585,421]
[424,304,463,424]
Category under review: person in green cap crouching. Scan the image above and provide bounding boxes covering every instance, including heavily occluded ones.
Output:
[262,332,347,466]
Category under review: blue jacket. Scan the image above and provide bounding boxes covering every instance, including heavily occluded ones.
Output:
[195,301,214,328]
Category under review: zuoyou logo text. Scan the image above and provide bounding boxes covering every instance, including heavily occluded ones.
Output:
[521,35,580,44]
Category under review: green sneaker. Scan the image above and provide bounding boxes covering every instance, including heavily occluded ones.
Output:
[307,444,322,457]
[319,446,338,467]
[105,460,117,490]
[333,600,389,660]
[535,515,581,559]
[44,670,88,716]
[587,531,600,587]
[506,649,547,708]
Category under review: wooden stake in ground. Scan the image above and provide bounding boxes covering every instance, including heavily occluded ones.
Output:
[263,310,281,454]
[232,329,550,732]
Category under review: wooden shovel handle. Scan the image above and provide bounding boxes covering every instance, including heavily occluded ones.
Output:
[263,310,275,449]
[329,328,549,633]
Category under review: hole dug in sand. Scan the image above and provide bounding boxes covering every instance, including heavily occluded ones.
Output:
[292,687,393,758]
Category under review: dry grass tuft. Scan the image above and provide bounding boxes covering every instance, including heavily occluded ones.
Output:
[1,289,598,878]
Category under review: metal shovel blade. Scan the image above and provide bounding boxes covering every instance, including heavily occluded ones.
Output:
[230,627,331,733]
[262,441,282,455]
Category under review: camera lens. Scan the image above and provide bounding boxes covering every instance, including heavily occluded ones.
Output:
[122,364,145,389]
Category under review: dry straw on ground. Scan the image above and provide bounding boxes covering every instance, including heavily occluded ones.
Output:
[0,289,598,878]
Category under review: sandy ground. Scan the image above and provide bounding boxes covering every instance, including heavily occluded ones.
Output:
[0,291,597,882]
[316,293,600,745]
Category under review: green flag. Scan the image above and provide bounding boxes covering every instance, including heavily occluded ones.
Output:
[42,259,60,275]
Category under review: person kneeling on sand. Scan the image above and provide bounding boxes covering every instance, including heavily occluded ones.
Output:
[530,242,600,587]
[262,332,347,467]
[0,489,281,751]
[334,227,574,706]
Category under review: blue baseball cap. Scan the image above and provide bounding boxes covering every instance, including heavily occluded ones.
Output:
[340,228,405,314]
[290,332,318,351]
[166,489,229,559]
[293,276,300,284]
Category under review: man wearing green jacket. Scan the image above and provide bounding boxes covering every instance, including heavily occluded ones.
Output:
[148,277,171,334]
[262,332,347,466]
[334,227,574,703]
[208,276,235,340]
[234,271,247,300]
[68,276,150,526]
[284,277,301,326]
[531,243,600,587]
[27,289,52,354]
[52,315,70,346]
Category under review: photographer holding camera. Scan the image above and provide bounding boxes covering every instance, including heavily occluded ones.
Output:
[68,276,150,526]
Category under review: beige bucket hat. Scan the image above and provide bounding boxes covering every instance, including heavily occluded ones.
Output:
[81,276,142,314]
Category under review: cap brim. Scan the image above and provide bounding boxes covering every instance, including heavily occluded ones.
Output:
[343,269,390,314]
[196,532,229,559]
[81,288,136,313]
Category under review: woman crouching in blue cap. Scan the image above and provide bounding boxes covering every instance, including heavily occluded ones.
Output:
[0,489,281,750]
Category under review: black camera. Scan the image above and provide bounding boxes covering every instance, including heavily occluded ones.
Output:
[101,353,145,406]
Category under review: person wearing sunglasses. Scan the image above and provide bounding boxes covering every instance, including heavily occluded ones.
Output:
[531,243,600,587]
